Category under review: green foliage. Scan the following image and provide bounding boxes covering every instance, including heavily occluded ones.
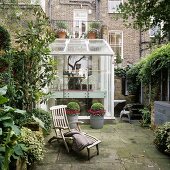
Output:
[19,127,45,164]
[89,21,101,31]
[126,43,170,101]
[139,43,170,83]
[115,54,122,64]
[139,107,151,126]
[0,26,11,51]
[119,0,170,40]
[91,102,104,111]
[67,102,80,111]
[154,122,170,155]
[56,21,68,30]
[6,8,56,111]
[0,86,26,170]
[32,108,52,134]
[114,67,126,78]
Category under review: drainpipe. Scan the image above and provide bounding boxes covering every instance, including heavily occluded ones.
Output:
[48,0,52,23]
[139,28,142,58]
[95,0,100,20]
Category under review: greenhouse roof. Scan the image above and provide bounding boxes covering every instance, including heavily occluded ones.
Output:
[50,39,114,56]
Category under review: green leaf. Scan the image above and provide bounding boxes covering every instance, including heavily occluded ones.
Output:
[11,125,20,135]
[32,115,45,129]
[13,145,24,156]
[0,96,8,105]
[0,128,2,135]
[3,106,15,112]
[14,109,26,114]
[0,147,5,152]
[0,86,7,96]
[0,116,12,122]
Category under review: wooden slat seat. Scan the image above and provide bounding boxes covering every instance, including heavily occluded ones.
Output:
[48,105,101,159]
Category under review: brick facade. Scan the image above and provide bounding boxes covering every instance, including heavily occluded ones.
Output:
[45,0,151,102]
[45,0,148,67]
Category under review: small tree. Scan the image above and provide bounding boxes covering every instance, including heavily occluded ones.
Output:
[7,8,56,111]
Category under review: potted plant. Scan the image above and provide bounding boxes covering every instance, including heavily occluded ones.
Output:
[56,21,68,38]
[66,101,80,129]
[88,102,105,129]
[88,21,101,39]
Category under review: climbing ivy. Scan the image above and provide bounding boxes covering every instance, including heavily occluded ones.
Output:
[139,43,170,84]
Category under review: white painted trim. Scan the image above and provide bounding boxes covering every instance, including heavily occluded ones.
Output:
[108,30,123,59]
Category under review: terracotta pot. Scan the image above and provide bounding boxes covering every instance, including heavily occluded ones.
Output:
[57,31,67,38]
[88,31,96,39]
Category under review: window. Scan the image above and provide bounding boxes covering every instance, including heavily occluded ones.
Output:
[149,17,163,37]
[73,10,88,38]
[108,31,123,59]
[108,0,122,13]
[149,25,161,37]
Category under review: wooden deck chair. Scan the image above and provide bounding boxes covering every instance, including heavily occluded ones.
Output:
[48,105,101,159]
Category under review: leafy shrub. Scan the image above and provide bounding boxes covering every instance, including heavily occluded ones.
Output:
[67,102,80,111]
[19,127,45,164]
[154,122,170,155]
[88,103,105,116]
[32,109,52,134]
[91,103,104,110]
[139,107,151,126]
[0,86,27,170]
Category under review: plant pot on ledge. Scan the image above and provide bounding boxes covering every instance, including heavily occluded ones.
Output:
[57,31,67,39]
[87,31,97,39]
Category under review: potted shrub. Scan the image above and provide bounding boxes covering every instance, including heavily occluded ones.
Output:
[66,101,80,129]
[87,21,100,39]
[56,21,68,38]
[88,102,105,129]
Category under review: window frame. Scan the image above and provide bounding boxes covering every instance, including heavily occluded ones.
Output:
[108,30,123,59]
[108,0,123,14]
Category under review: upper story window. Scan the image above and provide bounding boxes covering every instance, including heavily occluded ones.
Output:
[108,31,123,59]
[149,17,163,38]
[108,0,122,13]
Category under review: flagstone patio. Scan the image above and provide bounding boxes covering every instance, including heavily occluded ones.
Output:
[33,120,170,170]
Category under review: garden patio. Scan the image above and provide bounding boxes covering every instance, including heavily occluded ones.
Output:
[33,120,170,170]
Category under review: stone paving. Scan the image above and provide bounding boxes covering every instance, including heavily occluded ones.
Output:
[33,120,170,170]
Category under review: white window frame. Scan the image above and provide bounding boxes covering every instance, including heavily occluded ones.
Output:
[108,30,123,59]
[149,17,163,37]
[73,9,88,38]
[108,0,123,13]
